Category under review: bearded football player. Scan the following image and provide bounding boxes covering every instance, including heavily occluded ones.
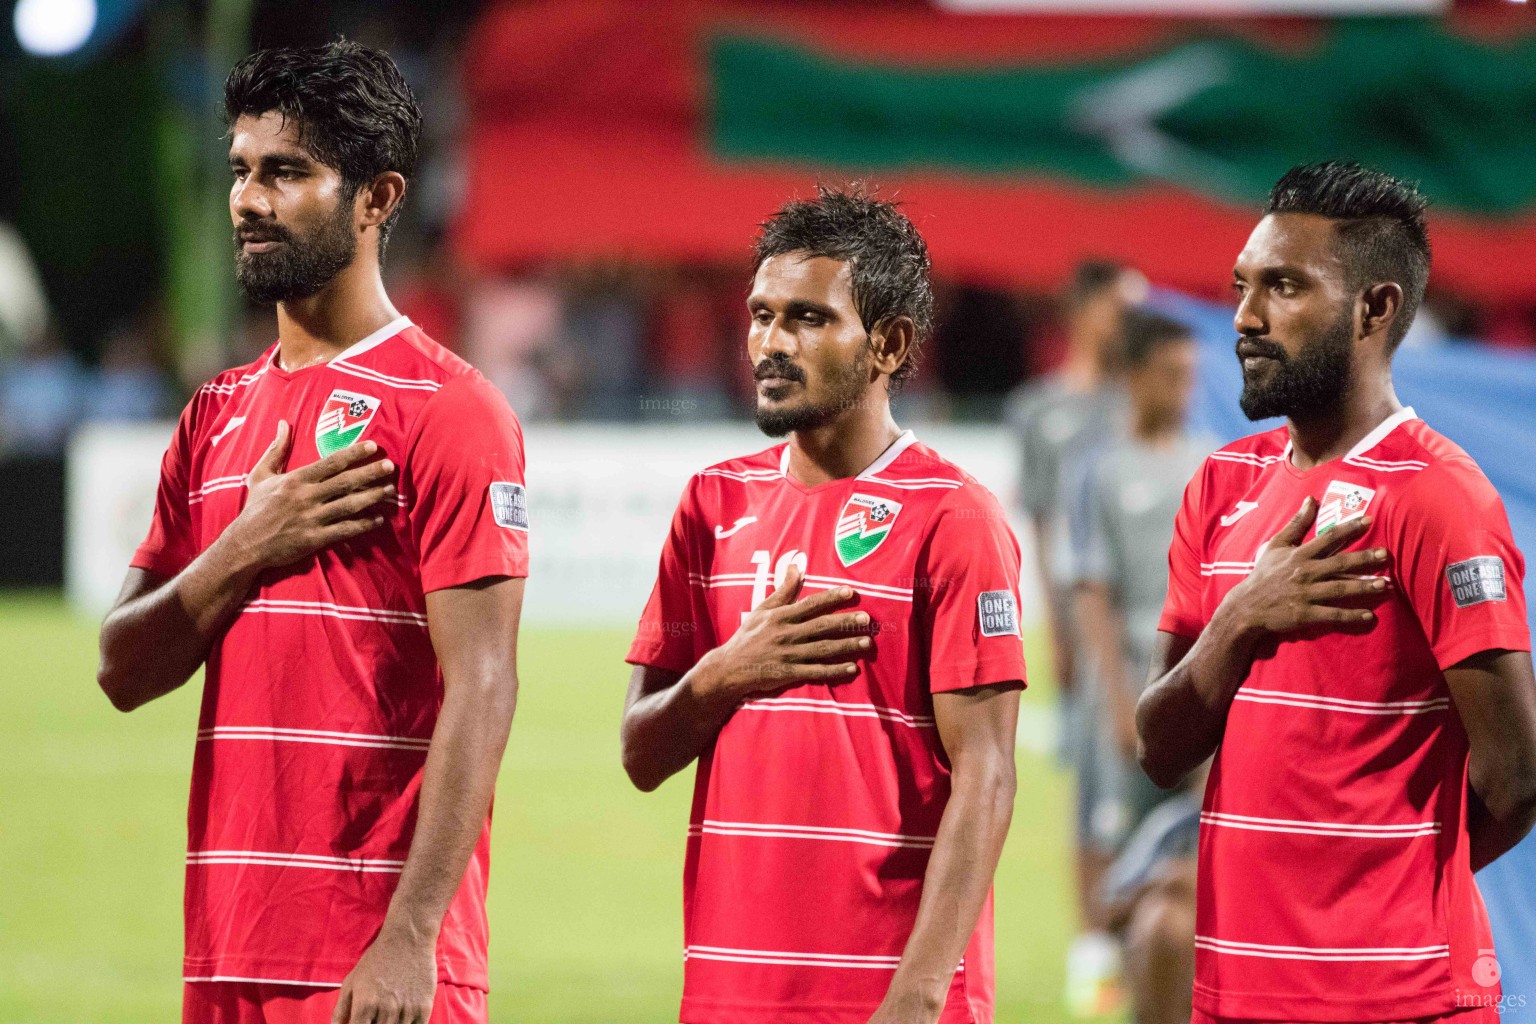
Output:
[621,185,1027,1024]
[97,41,527,1024]
[1138,161,1536,1023]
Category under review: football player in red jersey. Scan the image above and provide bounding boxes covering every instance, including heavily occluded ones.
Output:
[1138,161,1536,1023]
[98,42,526,1024]
[622,185,1027,1024]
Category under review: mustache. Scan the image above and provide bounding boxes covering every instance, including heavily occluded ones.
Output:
[754,354,806,383]
[234,221,292,246]
[1235,337,1287,361]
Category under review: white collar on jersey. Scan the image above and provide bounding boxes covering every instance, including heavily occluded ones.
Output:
[1280,405,1419,464]
[778,428,919,480]
[331,314,414,364]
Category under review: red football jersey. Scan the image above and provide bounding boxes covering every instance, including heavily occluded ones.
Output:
[626,431,1028,1024]
[132,316,529,989]
[1159,407,1530,1020]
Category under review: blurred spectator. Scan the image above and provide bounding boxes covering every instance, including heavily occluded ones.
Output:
[460,271,575,421]
[84,318,171,423]
[0,330,87,455]
[1066,309,1211,1024]
[0,222,49,360]
[1003,257,1146,1018]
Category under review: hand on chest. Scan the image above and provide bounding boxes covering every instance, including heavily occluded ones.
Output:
[705,490,922,634]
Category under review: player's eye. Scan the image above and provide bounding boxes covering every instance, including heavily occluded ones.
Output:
[751,310,774,325]
[1274,280,1298,297]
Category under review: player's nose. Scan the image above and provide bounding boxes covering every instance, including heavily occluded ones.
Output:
[231,178,273,222]
[1234,291,1265,336]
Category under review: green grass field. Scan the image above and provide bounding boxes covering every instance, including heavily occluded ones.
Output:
[0,593,1094,1023]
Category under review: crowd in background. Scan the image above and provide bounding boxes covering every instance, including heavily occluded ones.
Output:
[4,0,1536,457]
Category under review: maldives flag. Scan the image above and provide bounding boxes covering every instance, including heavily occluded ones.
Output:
[457,0,1536,303]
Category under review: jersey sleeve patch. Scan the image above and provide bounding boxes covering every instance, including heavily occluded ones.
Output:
[1446,556,1507,608]
[978,589,1020,638]
[489,482,529,530]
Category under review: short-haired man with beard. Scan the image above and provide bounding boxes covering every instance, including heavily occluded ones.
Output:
[1139,161,1536,1023]
[622,185,1027,1024]
[97,41,527,1024]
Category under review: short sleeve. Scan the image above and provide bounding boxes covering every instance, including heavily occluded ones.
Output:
[918,485,1030,694]
[626,479,707,674]
[1391,462,1530,671]
[403,373,529,592]
[130,399,199,578]
[1156,463,1207,639]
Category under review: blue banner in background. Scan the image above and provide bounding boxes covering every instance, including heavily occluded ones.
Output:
[1158,290,1536,1021]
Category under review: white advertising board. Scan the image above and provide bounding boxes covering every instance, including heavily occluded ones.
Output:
[67,424,1040,630]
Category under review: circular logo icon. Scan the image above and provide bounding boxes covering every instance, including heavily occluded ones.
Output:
[1472,951,1502,988]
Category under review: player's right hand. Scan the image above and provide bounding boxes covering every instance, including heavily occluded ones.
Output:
[695,564,871,702]
[227,420,397,569]
[1227,496,1390,635]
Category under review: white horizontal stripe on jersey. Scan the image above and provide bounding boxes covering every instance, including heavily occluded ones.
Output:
[1200,560,1257,577]
[1194,936,1450,962]
[186,850,405,873]
[1233,688,1450,716]
[685,945,965,972]
[1343,454,1428,473]
[698,468,782,483]
[188,475,249,504]
[328,359,441,393]
[1209,451,1284,468]
[802,574,914,598]
[691,820,936,849]
[1201,812,1441,839]
[741,697,936,728]
[184,975,340,987]
[687,573,914,603]
[199,365,269,396]
[197,727,431,752]
[859,475,963,491]
[241,599,428,627]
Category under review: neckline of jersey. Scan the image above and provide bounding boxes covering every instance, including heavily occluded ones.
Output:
[776,429,918,494]
[263,314,414,381]
[1278,405,1418,477]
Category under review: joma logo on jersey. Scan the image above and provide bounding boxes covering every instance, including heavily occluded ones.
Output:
[835,494,903,566]
[316,389,382,457]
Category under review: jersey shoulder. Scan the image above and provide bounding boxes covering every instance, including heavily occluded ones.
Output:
[183,349,274,439]
[886,440,1010,523]
[1382,419,1502,512]
[333,321,480,397]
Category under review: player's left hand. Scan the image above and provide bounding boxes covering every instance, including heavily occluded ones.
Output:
[331,925,437,1024]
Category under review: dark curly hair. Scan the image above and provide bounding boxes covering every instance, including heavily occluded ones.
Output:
[1265,161,1431,352]
[754,183,934,393]
[224,39,423,255]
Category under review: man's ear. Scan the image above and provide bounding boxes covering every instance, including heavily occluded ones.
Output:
[356,171,407,234]
[1359,281,1404,345]
[870,316,914,380]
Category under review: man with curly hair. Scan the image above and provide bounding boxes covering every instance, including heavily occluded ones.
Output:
[622,185,1027,1024]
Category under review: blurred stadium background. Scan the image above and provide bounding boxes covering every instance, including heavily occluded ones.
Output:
[2,0,1535,1021]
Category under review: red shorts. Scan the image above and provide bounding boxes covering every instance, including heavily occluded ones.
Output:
[183,982,487,1024]
[1192,1005,1503,1024]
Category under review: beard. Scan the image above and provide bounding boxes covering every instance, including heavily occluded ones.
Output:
[234,196,358,305]
[1237,311,1354,421]
[753,345,872,438]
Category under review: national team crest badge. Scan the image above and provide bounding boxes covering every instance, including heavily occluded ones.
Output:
[835,493,903,566]
[1317,480,1377,534]
[315,389,382,457]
